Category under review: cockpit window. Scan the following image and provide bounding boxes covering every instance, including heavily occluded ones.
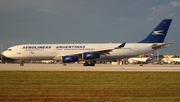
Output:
[7,49,12,51]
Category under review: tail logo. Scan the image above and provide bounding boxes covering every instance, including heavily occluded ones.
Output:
[152,30,164,35]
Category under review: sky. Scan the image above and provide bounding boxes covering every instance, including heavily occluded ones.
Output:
[0,0,180,55]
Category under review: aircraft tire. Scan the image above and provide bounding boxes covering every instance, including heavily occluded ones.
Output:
[90,63,95,66]
[83,61,95,66]
[83,61,89,66]
[83,63,89,66]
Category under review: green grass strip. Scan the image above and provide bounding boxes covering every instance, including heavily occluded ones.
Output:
[0,71,180,102]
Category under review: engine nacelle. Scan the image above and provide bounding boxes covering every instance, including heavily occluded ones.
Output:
[83,52,100,60]
[62,56,78,63]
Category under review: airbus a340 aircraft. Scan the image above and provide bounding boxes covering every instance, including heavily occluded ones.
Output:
[2,19,173,66]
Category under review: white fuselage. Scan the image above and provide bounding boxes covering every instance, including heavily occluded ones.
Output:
[128,58,148,64]
[162,58,180,63]
[3,43,160,61]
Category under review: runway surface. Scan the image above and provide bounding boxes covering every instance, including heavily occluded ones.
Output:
[0,63,180,71]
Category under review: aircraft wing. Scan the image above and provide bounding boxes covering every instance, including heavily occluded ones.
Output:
[152,42,174,50]
[53,43,126,60]
[95,42,126,54]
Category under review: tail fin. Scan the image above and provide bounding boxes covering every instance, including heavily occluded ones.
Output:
[146,52,154,62]
[138,19,172,43]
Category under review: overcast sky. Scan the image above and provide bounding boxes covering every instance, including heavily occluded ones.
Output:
[0,0,180,55]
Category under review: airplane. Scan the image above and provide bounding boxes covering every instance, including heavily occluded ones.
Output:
[169,58,180,63]
[161,58,180,64]
[2,19,173,66]
[128,51,154,64]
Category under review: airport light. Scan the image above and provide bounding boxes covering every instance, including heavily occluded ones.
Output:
[157,50,159,63]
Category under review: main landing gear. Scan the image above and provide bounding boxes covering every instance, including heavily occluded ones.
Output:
[140,62,143,66]
[83,61,95,66]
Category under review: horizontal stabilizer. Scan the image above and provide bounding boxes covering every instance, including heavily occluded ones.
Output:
[152,42,174,50]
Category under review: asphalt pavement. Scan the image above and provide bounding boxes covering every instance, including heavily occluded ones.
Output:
[0,63,180,71]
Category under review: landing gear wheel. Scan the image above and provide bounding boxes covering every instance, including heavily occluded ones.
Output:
[20,60,24,66]
[83,61,95,66]
[83,61,89,66]
[90,63,95,66]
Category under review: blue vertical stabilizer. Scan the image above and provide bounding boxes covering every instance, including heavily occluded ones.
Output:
[138,19,172,43]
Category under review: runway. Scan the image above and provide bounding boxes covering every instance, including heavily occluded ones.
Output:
[0,63,180,71]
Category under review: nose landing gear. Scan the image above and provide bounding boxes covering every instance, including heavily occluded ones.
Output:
[20,60,24,66]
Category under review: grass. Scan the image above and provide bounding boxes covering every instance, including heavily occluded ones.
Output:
[0,71,180,102]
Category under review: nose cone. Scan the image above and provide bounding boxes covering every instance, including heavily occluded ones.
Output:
[3,50,16,60]
[2,51,8,57]
[2,51,11,58]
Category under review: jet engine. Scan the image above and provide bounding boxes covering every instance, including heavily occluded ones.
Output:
[83,52,100,59]
[62,56,78,63]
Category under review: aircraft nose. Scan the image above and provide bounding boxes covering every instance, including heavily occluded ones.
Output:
[2,51,8,57]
